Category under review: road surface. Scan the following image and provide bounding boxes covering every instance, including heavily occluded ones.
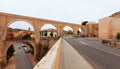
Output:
[14,43,33,69]
[65,38,120,69]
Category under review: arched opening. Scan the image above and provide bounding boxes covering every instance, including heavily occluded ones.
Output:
[40,24,57,37]
[77,28,85,37]
[7,21,35,40]
[5,44,15,68]
[6,45,15,60]
[77,28,82,37]
[62,26,73,36]
[5,42,36,68]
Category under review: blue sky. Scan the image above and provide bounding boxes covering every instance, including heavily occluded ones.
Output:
[0,0,120,30]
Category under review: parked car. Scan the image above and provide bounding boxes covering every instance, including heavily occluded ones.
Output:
[23,47,30,53]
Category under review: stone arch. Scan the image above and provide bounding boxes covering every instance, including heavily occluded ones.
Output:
[63,26,73,31]
[5,41,16,60]
[7,19,35,30]
[62,25,74,31]
[40,23,58,37]
[6,20,35,40]
[62,26,74,35]
[5,41,36,58]
[40,23,57,31]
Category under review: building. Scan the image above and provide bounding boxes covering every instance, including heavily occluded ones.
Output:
[62,30,73,35]
[40,28,57,37]
[86,22,98,37]
[6,27,32,39]
[99,11,120,39]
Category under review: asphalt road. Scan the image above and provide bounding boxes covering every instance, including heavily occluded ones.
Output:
[65,38,120,69]
[14,43,33,69]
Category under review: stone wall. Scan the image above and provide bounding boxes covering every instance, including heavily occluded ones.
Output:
[86,22,98,37]
[99,11,120,39]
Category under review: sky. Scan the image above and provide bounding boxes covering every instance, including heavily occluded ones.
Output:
[0,0,120,30]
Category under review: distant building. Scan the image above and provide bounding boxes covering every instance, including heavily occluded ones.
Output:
[86,22,98,37]
[40,28,57,37]
[62,30,73,35]
[6,27,32,39]
[99,11,120,39]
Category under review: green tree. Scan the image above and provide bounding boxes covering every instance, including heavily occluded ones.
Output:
[116,32,120,40]
[22,34,31,40]
[81,21,88,25]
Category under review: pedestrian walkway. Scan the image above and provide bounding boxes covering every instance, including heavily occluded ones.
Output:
[59,38,94,69]
[76,38,120,57]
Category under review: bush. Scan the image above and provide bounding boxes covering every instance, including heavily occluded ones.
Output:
[116,32,120,40]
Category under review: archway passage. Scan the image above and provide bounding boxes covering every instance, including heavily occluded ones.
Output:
[77,28,84,37]
[4,44,15,69]
[40,24,57,37]
[6,45,15,60]
[7,21,35,40]
[62,26,73,36]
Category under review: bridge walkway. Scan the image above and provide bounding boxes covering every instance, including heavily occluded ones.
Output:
[58,38,94,69]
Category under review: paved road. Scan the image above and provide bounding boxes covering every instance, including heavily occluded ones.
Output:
[65,38,120,69]
[59,39,94,69]
[14,43,33,69]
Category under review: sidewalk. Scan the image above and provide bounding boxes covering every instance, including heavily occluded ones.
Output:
[58,38,94,69]
[76,38,120,57]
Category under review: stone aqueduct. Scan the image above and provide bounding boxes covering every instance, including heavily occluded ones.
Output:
[0,12,86,63]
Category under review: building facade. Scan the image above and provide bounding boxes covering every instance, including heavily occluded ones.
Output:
[86,22,98,37]
[99,11,120,39]
[40,29,57,37]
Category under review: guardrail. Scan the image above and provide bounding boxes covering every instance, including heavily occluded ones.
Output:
[33,38,61,69]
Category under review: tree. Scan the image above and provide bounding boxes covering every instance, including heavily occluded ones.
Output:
[22,34,31,40]
[116,32,120,40]
[81,21,88,25]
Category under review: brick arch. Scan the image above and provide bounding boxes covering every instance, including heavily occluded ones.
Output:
[40,23,58,31]
[5,41,36,58]
[6,19,35,30]
[5,41,16,58]
[62,25,74,31]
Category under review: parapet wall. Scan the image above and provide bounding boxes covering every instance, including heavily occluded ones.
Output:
[34,38,61,69]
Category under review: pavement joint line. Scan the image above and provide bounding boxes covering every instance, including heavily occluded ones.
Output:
[79,41,120,57]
